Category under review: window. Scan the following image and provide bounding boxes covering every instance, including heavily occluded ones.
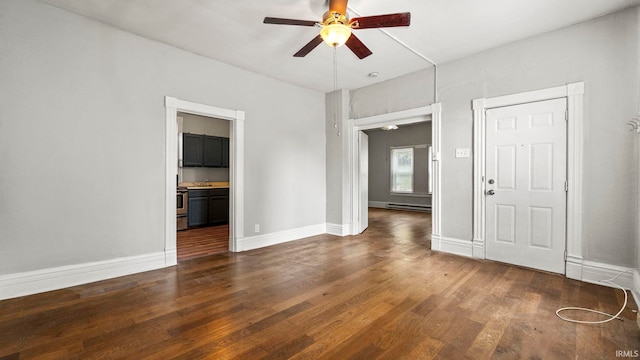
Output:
[391,147,414,193]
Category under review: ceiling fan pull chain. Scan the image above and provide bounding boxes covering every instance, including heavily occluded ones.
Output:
[333,47,341,137]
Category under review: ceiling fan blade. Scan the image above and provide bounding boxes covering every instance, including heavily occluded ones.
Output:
[329,0,348,15]
[294,35,324,57]
[350,12,411,29]
[345,33,372,59]
[264,17,318,26]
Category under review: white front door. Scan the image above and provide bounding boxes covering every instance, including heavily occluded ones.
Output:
[485,98,567,274]
[358,131,369,233]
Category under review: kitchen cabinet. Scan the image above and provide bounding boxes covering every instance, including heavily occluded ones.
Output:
[182,133,229,168]
[188,188,229,227]
[187,189,209,227]
[222,138,229,168]
[183,133,204,167]
[203,136,223,167]
[208,188,229,225]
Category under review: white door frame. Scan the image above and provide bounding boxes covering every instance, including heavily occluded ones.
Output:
[348,103,442,237]
[472,82,584,278]
[358,131,369,234]
[164,96,245,266]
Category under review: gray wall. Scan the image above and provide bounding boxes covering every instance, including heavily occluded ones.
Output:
[179,112,230,183]
[325,89,350,227]
[181,112,230,136]
[348,7,640,267]
[365,122,432,207]
[0,0,326,274]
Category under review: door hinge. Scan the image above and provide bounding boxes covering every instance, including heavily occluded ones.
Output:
[565,110,569,122]
[564,250,567,261]
[564,181,568,192]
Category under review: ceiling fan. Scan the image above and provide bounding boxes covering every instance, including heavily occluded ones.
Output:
[263,0,411,59]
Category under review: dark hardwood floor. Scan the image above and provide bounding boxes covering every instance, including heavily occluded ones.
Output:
[1,208,638,359]
[177,224,229,261]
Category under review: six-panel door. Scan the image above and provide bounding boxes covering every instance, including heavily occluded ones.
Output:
[485,98,567,274]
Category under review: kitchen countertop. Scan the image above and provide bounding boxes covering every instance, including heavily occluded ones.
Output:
[179,181,229,189]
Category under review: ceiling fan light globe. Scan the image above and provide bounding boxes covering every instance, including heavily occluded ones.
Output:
[320,23,352,47]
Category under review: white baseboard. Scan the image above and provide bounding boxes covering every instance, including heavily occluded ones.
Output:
[237,223,327,252]
[431,235,473,258]
[633,270,640,308]
[165,248,178,267]
[326,223,350,236]
[471,239,484,259]
[565,254,584,280]
[577,260,636,289]
[579,261,640,309]
[0,251,168,300]
[564,259,639,308]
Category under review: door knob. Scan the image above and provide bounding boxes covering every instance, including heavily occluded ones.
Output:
[486,190,495,195]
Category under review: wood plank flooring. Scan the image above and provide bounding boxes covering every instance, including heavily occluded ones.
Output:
[177,225,229,261]
[1,208,638,359]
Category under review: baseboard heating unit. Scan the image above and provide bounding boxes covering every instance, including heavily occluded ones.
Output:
[387,203,431,212]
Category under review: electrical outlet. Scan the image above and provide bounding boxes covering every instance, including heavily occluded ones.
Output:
[254,224,260,233]
[455,148,470,158]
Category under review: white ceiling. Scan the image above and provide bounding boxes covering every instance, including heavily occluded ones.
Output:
[40,0,640,93]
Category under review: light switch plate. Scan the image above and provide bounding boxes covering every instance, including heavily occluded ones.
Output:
[455,148,470,158]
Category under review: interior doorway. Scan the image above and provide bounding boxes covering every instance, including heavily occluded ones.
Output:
[348,104,441,243]
[363,122,433,217]
[176,112,231,260]
[163,96,245,267]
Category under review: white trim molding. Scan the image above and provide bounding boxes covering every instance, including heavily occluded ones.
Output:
[472,82,585,272]
[347,104,442,241]
[564,261,640,309]
[431,235,473,258]
[633,270,640,307]
[431,103,442,238]
[326,223,351,236]
[576,261,636,292]
[0,252,166,300]
[237,224,327,252]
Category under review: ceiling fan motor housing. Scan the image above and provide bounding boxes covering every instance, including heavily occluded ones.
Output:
[322,11,349,26]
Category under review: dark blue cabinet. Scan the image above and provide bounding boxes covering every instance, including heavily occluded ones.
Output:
[209,189,229,225]
[188,188,229,228]
[203,136,223,167]
[183,133,204,167]
[183,133,229,168]
[187,189,210,227]
[222,138,229,168]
